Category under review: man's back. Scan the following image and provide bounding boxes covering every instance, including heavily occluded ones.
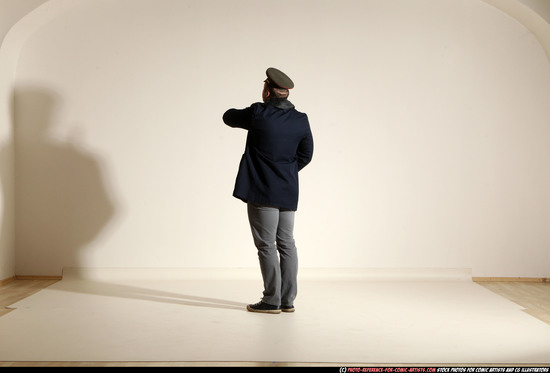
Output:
[223,100,313,211]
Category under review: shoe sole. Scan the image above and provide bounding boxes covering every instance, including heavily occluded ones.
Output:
[246,305,281,314]
[281,308,295,313]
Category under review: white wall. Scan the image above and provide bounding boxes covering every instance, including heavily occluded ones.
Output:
[7,0,550,277]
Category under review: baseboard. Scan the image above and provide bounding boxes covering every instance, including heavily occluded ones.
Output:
[3,272,549,284]
[0,276,16,286]
[473,277,550,282]
[14,275,63,281]
[1,275,63,285]
[60,267,474,282]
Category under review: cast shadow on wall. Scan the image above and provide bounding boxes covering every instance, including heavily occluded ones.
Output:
[10,87,247,310]
[13,86,116,274]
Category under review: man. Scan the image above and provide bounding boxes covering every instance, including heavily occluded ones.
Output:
[223,67,314,314]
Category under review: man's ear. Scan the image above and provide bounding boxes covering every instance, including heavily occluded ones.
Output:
[262,86,270,101]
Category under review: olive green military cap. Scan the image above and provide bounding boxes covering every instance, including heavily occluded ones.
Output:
[264,67,294,89]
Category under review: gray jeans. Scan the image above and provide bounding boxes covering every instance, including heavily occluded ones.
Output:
[247,203,298,307]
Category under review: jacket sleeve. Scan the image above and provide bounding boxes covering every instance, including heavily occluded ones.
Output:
[223,107,254,130]
[297,125,314,171]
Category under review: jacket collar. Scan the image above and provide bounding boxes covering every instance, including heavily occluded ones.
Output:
[264,98,295,110]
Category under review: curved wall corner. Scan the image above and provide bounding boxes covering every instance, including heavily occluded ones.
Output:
[519,0,550,24]
[0,0,70,279]
[482,0,550,63]
[0,0,49,47]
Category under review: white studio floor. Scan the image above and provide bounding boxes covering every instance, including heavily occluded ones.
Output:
[1,268,550,365]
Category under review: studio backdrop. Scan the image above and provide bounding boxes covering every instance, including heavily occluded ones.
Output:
[3,0,550,277]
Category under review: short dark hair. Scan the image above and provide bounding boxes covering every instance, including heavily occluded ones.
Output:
[267,84,289,99]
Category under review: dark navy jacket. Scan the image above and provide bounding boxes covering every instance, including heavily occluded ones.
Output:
[223,99,314,211]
